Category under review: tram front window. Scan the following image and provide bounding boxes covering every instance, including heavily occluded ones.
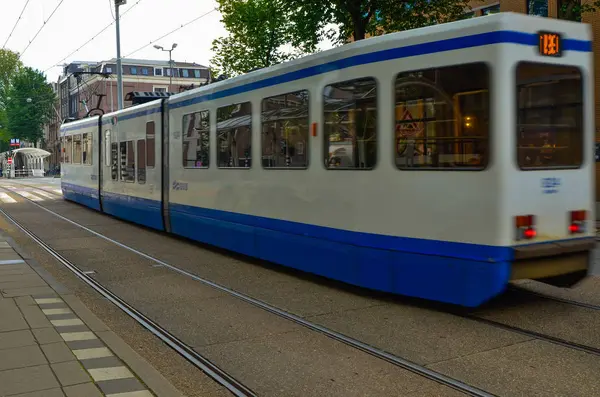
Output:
[516,62,583,169]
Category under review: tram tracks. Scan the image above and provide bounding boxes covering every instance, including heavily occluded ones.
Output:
[6,180,600,392]
[0,183,496,397]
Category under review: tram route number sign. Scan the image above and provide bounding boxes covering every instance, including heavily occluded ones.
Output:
[538,31,562,57]
[9,138,20,147]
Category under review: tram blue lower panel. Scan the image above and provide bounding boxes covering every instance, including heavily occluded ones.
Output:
[169,203,513,307]
[61,183,101,211]
[101,191,163,231]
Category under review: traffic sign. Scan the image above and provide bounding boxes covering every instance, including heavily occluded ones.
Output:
[7,158,13,164]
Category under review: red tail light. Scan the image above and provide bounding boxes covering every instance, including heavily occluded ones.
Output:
[569,210,587,234]
[516,215,536,240]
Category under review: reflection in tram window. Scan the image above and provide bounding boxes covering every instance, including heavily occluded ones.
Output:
[394,63,489,170]
[516,62,583,169]
[324,78,377,169]
[63,137,72,164]
[261,90,309,168]
[126,141,135,182]
[182,110,209,168]
[72,135,82,164]
[137,140,146,184]
[82,133,92,165]
[217,102,252,168]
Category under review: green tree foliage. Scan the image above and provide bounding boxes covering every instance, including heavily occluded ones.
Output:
[5,67,56,146]
[0,49,22,102]
[210,0,321,77]
[558,0,600,21]
[285,0,472,43]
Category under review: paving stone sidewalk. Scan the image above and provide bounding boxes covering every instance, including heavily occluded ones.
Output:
[0,234,184,397]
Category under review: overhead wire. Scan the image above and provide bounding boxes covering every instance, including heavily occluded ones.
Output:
[43,0,144,73]
[20,0,66,58]
[123,8,217,58]
[2,0,32,50]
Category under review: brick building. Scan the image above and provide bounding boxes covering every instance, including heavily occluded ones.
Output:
[58,58,210,121]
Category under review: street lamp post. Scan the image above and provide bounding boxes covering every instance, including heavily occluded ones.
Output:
[154,43,177,92]
[114,0,127,110]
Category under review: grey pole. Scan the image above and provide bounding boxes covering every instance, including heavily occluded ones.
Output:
[115,0,126,110]
[169,49,173,93]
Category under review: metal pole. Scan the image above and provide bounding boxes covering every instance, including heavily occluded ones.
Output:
[115,0,125,110]
[169,49,173,92]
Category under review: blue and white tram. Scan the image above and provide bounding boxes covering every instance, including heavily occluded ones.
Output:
[59,12,596,307]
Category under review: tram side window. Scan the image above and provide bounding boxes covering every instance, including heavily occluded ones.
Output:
[261,90,309,168]
[516,62,583,169]
[104,130,111,166]
[72,135,82,164]
[146,122,155,168]
[324,78,377,169]
[217,102,252,168]
[395,63,489,170]
[182,110,209,168]
[63,137,71,164]
[137,140,146,184]
[121,141,135,182]
[111,143,118,180]
[82,133,92,165]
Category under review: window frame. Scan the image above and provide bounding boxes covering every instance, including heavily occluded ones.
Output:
[137,139,146,184]
[146,121,156,168]
[392,62,491,172]
[261,89,310,170]
[82,132,93,166]
[182,110,210,169]
[322,77,379,171]
[514,60,584,171]
[72,134,82,164]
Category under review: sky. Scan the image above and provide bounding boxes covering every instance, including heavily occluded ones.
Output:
[0,0,335,83]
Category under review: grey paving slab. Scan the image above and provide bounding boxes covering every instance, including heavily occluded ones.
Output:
[95,377,149,395]
[66,339,106,351]
[79,356,123,370]
[19,304,53,328]
[199,329,441,397]
[306,303,532,365]
[0,278,47,290]
[0,264,31,273]
[0,329,35,350]
[52,325,91,334]
[2,286,56,297]
[14,295,36,307]
[11,388,66,397]
[0,300,29,332]
[0,344,48,371]
[0,251,24,260]
[428,339,600,396]
[0,365,60,396]
[62,382,104,397]
[0,274,45,284]
[51,361,93,386]
[41,342,77,364]
[32,327,62,344]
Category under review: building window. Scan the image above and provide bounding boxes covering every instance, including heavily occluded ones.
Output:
[261,90,309,168]
[394,63,489,170]
[194,70,201,78]
[165,68,171,76]
[482,4,500,14]
[153,87,167,92]
[217,102,252,168]
[131,67,137,75]
[558,0,582,21]
[324,78,377,169]
[106,67,113,73]
[142,68,149,75]
[155,68,162,76]
[527,0,548,16]
[182,69,189,78]
[182,110,210,168]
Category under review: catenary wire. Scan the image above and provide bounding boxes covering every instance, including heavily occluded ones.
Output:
[42,0,144,73]
[123,8,217,58]
[20,0,66,58]
[2,0,32,49]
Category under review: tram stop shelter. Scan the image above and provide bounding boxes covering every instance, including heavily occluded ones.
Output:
[0,147,51,178]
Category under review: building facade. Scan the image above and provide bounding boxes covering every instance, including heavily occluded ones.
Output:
[57,58,210,120]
